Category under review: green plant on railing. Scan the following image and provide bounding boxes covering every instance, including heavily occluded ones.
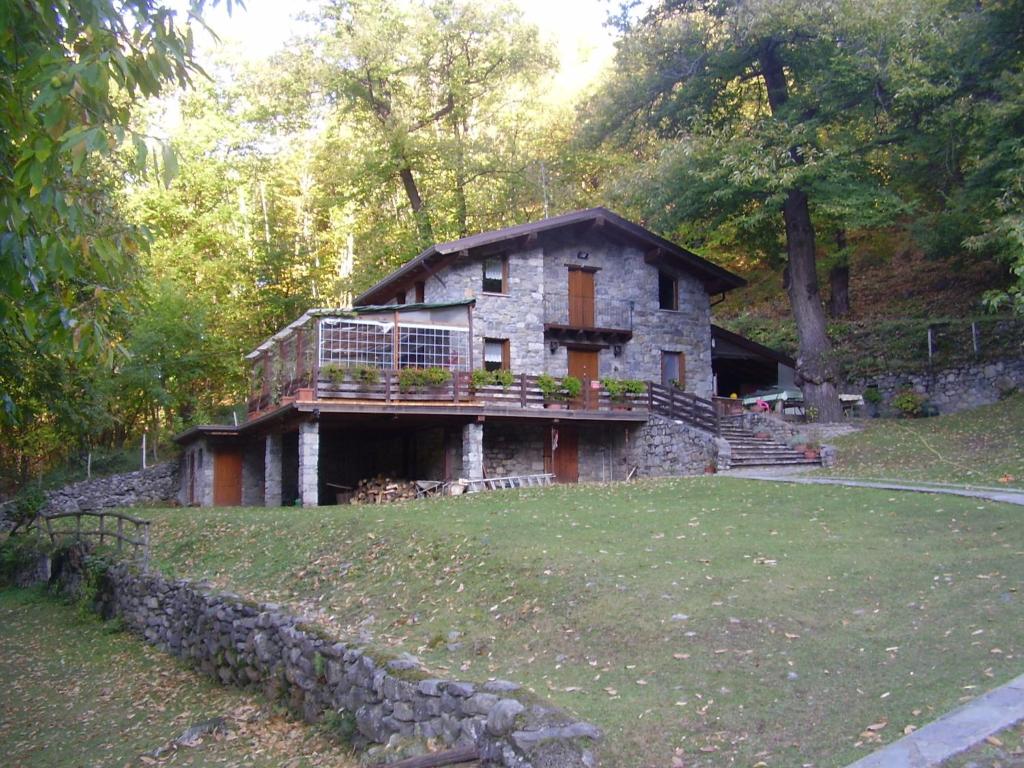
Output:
[892,388,927,418]
[538,374,582,402]
[350,364,380,385]
[601,378,646,402]
[471,368,515,389]
[320,364,346,384]
[398,367,453,391]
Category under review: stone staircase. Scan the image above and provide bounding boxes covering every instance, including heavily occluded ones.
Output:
[720,419,822,468]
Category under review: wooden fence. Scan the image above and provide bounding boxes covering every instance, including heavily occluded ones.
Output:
[36,510,151,571]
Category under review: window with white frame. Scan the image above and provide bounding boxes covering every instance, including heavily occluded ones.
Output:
[318,318,470,371]
[319,319,393,368]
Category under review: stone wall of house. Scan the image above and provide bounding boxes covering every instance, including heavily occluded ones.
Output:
[625,414,721,476]
[542,231,713,398]
[850,357,1024,415]
[68,559,598,768]
[406,230,715,398]
[576,424,628,483]
[42,462,179,515]
[484,423,546,478]
[419,247,549,375]
[178,439,213,507]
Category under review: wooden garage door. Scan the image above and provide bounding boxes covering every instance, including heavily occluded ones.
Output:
[213,449,243,507]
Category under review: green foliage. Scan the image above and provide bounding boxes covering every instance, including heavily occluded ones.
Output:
[398,367,452,391]
[321,364,346,385]
[471,368,514,389]
[0,1,215,426]
[0,534,50,586]
[7,486,46,532]
[537,374,581,401]
[862,387,883,406]
[892,389,928,418]
[351,365,381,386]
[601,378,646,402]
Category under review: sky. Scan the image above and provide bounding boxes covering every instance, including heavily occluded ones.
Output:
[181,0,622,102]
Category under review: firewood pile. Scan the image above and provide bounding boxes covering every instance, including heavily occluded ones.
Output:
[350,476,419,504]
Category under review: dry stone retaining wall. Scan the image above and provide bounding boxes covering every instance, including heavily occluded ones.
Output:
[42,462,178,515]
[96,561,600,767]
[851,357,1024,415]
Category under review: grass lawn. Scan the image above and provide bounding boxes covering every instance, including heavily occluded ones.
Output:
[818,394,1024,488]
[0,588,356,768]
[126,477,1024,767]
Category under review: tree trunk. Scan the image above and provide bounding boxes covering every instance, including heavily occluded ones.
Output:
[828,230,850,318]
[783,189,843,422]
[399,166,434,246]
[828,263,850,318]
[760,42,843,422]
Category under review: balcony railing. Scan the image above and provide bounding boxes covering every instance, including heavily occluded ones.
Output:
[542,295,633,332]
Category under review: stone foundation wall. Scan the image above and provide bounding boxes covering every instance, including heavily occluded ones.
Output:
[93,561,599,767]
[850,357,1024,415]
[484,423,546,478]
[43,462,179,515]
[625,414,720,476]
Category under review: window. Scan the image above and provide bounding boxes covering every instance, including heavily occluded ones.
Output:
[482,256,508,294]
[658,271,678,310]
[395,291,406,305]
[661,351,685,388]
[415,280,425,303]
[483,338,510,372]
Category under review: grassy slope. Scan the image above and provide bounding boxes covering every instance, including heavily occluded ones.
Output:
[820,394,1024,488]
[134,478,1024,768]
[0,588,355,768]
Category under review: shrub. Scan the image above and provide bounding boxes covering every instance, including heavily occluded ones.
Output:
[562,376,582,399]
[862,387,883,405]
[892,389,928,418]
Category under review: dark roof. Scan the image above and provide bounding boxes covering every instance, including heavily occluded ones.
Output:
[711,324,795,368]
[354,207,745,305]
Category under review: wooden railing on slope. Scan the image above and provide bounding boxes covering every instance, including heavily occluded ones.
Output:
[646,382,720,435]
[35,510,151,571]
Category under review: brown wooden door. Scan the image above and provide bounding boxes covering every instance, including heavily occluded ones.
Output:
[548,425,579,483]
[568,348,599,408]
[187,452,196,506]
[213,449,243,506]
[568,268,595,327]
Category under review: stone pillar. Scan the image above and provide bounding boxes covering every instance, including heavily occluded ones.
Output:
[299,420,319,507]
[265,433,283,508]
[461,422,484,482]
[241,441,265,506]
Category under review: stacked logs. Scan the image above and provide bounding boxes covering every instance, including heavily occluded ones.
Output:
[351,476,419,505]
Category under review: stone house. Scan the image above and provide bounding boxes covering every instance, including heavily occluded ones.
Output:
[174,208,757,507]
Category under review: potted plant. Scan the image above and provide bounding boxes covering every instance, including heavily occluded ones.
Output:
[537,374,581,408]
[398,367,452,392]
[601,378,646,409]
[351,364,380,386]
[471,368,515,390]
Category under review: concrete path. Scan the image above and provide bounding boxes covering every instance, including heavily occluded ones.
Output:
[843,673,1024,768]
[721,472,1024,507]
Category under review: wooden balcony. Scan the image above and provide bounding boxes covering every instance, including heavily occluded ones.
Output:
[247,370,720,434]
[542,295,633,345]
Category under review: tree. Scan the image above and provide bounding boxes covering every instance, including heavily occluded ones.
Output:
[588,0,925,420]
[0,1,219,426]
[294,0,555,255]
